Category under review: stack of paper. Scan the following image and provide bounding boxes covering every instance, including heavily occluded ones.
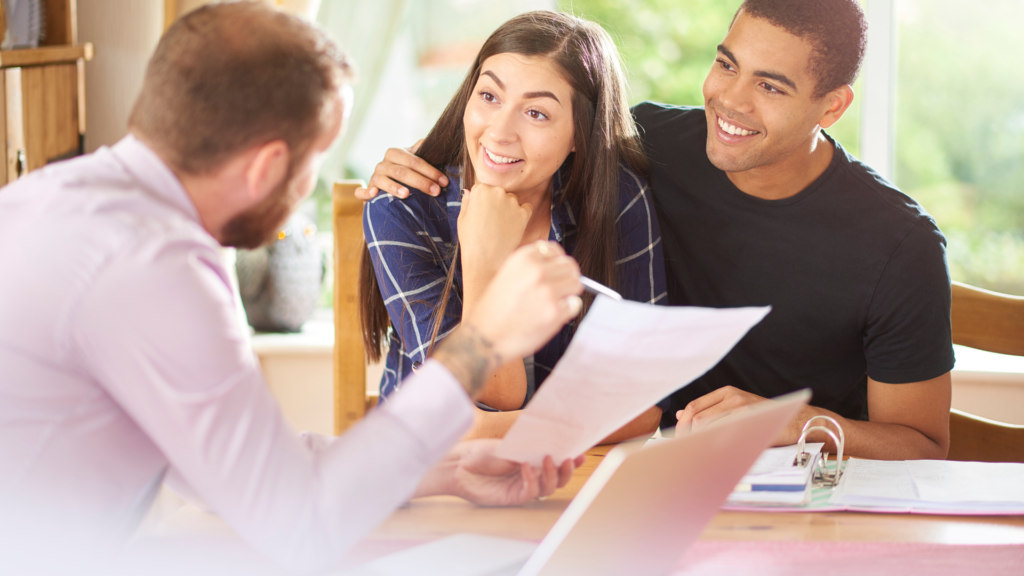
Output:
[725,443,823,506]
[829,458,1024,514]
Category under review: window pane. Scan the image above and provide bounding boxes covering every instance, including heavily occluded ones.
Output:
[895,0,1024,294]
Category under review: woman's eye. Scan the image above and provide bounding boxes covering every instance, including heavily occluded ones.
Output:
[527,109,548,121]
[479,91,497,103]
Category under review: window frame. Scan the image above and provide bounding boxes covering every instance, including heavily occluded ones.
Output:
[860,0,896,181]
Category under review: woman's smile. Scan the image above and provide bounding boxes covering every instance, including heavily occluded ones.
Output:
[481,145,524,173]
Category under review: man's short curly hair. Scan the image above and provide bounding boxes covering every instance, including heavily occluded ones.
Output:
[129,2,354,175]
[737,0,867,99]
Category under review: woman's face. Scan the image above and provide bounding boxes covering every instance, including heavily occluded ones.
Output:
[463,53,575,199]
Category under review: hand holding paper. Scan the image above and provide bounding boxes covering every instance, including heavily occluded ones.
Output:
[495,297,770,466]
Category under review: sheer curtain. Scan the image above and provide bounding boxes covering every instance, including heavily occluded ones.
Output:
[316,0,411,182]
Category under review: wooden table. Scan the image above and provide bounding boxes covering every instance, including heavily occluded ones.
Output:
[368,445,1024,546]
[145,444,1024,575]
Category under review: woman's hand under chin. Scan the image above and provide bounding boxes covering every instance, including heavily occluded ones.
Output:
[457,183,533,304]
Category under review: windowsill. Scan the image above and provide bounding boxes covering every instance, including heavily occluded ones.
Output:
[250,323,1024,382]
[249,322,1024,426]
[250,311,335,356]
[951,345,1024,384]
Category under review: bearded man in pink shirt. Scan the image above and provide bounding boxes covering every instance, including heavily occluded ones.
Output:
[0,3,584,571]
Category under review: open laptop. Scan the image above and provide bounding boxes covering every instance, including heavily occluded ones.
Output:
[342,390,810,576]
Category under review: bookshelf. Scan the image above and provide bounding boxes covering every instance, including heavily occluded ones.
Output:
[0,0,93,183]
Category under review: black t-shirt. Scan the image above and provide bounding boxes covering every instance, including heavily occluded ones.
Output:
[632,102,955,427]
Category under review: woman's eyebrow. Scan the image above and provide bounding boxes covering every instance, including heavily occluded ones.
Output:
[481,70,505,90]
[480,70,561,104]
[523,91,560,104]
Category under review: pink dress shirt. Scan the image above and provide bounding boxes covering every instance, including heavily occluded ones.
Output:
[0,136,473,571]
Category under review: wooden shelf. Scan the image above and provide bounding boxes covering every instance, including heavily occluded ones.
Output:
[0,44,94,69]
[0,0,86,183]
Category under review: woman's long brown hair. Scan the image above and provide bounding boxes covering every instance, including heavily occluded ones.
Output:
[359,10,648,362]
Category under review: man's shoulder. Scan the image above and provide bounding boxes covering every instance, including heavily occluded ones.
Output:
[830,143,941,233]
[1,146,120,199]
[631,102,708,167]
[5,149,211,243]
[0,152,222,359]
[632,102,706,132]
[631,101,704,120]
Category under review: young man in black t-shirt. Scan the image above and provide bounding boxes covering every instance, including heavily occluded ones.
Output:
[631,0,954,460]
[355,0,954,460]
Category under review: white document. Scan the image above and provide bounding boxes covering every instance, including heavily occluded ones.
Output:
[496,297,770,466]
[909,460,1024,504]
[830,458,1024,511]
[830,459,919,507]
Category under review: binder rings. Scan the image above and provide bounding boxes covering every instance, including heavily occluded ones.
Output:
[726,415,846,507]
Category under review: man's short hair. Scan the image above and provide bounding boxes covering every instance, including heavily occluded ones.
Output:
[738,0,867,99]
[129,1,353,175]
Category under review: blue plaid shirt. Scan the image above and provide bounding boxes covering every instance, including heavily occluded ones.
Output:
[364,165,668,406]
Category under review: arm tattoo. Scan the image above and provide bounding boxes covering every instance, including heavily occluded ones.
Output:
[431,323,503,398]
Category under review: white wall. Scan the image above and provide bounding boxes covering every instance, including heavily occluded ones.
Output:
[75,0,330,154]
[77,0,164,152]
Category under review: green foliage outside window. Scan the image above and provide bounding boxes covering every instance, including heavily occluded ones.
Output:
[560,0,737,109]
[895,0,1024,295]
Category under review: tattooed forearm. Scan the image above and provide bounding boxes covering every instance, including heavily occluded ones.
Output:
[431,323,504,398]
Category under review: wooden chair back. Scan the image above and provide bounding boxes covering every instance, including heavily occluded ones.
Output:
[947,281,1024,462]
[332,181,376,434]
[951,281,1024,356]
[948,410,1024,463]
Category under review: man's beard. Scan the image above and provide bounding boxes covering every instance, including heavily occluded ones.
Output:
[219,168,301,249]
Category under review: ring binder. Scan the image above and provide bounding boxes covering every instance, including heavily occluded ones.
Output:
[793,416,845,488]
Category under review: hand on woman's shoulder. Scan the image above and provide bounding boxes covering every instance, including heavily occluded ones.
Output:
[363,176,457,217]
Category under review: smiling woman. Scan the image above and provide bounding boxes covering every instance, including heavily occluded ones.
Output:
[359,10,669,441]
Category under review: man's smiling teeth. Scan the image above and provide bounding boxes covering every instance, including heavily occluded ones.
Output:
[718,117,758,136]
[485,148,522,164]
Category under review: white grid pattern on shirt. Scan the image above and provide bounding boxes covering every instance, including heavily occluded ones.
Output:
[366,195,433,365]
[621,168,660,304]
[367,194,469,396]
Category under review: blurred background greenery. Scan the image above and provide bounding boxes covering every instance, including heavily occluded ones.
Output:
[559,0,1024,295]
[893,0,1024,295]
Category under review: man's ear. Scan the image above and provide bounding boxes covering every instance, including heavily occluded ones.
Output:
[245,140,290,202]
[818,84,855,130]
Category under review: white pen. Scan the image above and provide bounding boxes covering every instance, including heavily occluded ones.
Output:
[580,275,623,301]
